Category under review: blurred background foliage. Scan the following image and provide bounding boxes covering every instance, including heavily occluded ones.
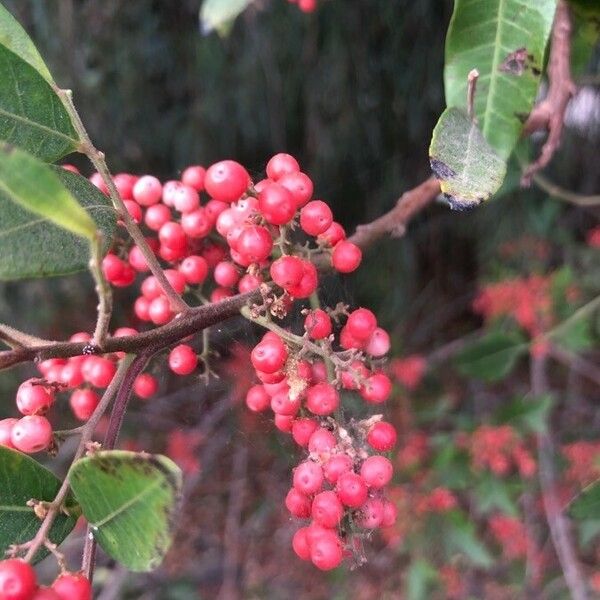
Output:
[0,1,599,598]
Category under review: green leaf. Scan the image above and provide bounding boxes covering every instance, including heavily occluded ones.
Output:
[0,3,53,81]
[558,318,594,352]
[496,395,554,434]
[578,519,600,549]
[429,107,507,210]
[455,330,527,381]
[569,479,600,520]
[0,45,78,161]
[0,165,116,280]
[473,475,520,516]
[69,451,183,572]
[444,0,557,159]
[406,559,437,600]
[0,446,78,563]
[446,513,494,568]
[200,0,254,36]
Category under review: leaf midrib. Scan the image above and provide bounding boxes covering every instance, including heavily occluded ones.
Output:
[0,106,78,146]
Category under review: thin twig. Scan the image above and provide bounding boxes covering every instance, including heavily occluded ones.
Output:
[530,171,600,207]
[530,355,588,600]
[522,0,576,185]
[89,235,113,348]
[549,344,600,388]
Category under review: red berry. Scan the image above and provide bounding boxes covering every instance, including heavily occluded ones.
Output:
[266,153,300,181]
[148,296,174,325]
[360,372,392,404]
[306,382,339,416]
[0,418,18,449]
[274,414,294,432]
[181,165,206,191]
[381,499,398,527]
[16,379,54,415]
[164,269,187,294]
[323,454,353,484]
[0,559,37,600]
[332,240,362,273]
[173,184,200,213]
[214,261,240,288]
[292,527,311,561]
[89,172,108,194]
[102,254,125,283]
[357,497,384,529]
[168,344,198,375]
[251,338,287,374]
[144,203,171,231]
[318,221,346,246]
[133,175,162,206]
[304,309,332,340]
[270,256,304,289]
[123,199,143,223]
[134,296,151,321]
[245,385,270,412]
[179,255,209,285]
[181,208,213,239]
[238,273,262,292]
[365,327,390,357]
[69,389,100,421]
[367,421,397,451]
[159,222,187,251]
[291,418,319,447]
[346,308,377,341]
[270,390,301,416]
[11,415,53,453]
[293,461,324,495]
[308,428,337,454]
[236,225,273,263]
[285,487,311,518]
[312,490,344,528]
[134,373,159,399]
[286,260,318,299]
[278,171,313,208]
[300,200,333,236]
[204,160,249,202]
[128,246,150,272]
[51,572,92,600]
[336,472,368,508]
[310,530,343,571]
[112,173,136,200]
[32,587,61,600]
[87,357,117,388]
[360,455,393,489]
[258,183,296,225]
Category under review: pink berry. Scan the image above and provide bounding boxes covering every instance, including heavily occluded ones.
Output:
[304,309,332,340]
[270,256,304,289]
[357,497,384,529]
[204,160,249,202]
[346,308,377,340]
[69,389,100,421]
[274,414,294,433]
[292,527,311,561]
[336,472,368,507]
[258,183,296,225]
[360,455,393,489]
[51,572,92,600]
[318,221,346,246]
[286,260,318,299]
[312,490,344,528]
[0,418,18,449]
[291,418,319,447]
[238,273,263,292]
[173,184,200,213]
[381,499,399,527]
[323,454,353,485]
[308,427,337,454]
[159,222,187,251]
[134,373,159,399]
[365,327,390,357]
[11,415,53,453]
[32,587,62,600]
[360,372,392,404]
[332,240,362,273]
[236,225,273,263]
[306,382,339,416]
[181,208,213,239]
[0,558,37,600]
[266,153,300,181]
[270,391,301,417]
[16,379,54,415]
[181,165,206,191]
[278,171,313,208]
[133,175,162,206]
[144,203,171,231]
[214,261,240,288]
[148,296,174,325]
[168,344,198,375]
[251,337,287,374]
[179,255,209,285]
[87,357,116,388]
[245,385,270,412]
[293,461,324,495]
[285,487,311,518]
[123,199,143,223]
[310,530,343,571]
[367,421,397,451]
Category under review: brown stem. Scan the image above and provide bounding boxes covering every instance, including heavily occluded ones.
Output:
[522,0,576,185]
[530,355,588,600]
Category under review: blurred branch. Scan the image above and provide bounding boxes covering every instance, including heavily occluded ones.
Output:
[530,355,588,600]
[530,172,600,207]
[549,344,600,388]
[348,177,441,250]
[522,0,576,185]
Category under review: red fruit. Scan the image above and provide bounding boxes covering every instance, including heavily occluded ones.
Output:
[164,269,187,294]
[238,273,262,292]
[367,421,397,451]
[123,199,143,223]
[112,173,136,200]
[69,389,100,421]
[245,385,270,412]
[381,499,398,527]
[204,160,249,202]
[266,153,300,181]
[179,255,209,285]
[346,308,377,341]
[258,183,296,225]
[133,175,162,206]
[308,427,337,454]
[336,472,368,508]
[32,588,61,600]
[306,383,339,416]
[357,497,384,529]
[236,226,273,263]
[0,418,18,449]
[332,241,362,273]
[181,165,206,191]
[210,286,234,301]
[318,221,346,246]
[274,414,294,432]
[89,172,108,194]
[168,344,198,376]
[360,455,393,489]
[141,275,162,299]
[134,373,158,399]
[278,171,313,208]
[291,418,319,447]
[88,357,117,388]
[214,261,240,288]
[286,260,318,299]
[285,487,311,518]
[11,415,53,453]
[298,0,318,12]
[323,454,353,484]
[181,208,213,239]
[16,379,54,415]
[134,296,151,321]
[304,309,332,340]
[144,203,171,231]
[270,256,304,289]
[360,372,392,404]
[311,490,344,527]
[0,559,37,600]
[293,461,324,495]
[250,338,287,374]
[292,527,311,561]
[300,200,333,236]
[159,222,187,251]
[365,327,390,357]
[310,530,343,571]
[148,296,174,325]
[340,360,369,390]
[128,245,150,272]
[51,572,92,600]
[102,253,125,283]
[270,391,301,416]
[172,184,200,213]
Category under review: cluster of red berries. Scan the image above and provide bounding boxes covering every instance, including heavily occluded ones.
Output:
[562,440,600,486]
[0,561,91,600]
[466,425,536,478]
[0,330,159,455]
[243,305,397,569]
[287,0,318,13]
[488,514,531,560]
